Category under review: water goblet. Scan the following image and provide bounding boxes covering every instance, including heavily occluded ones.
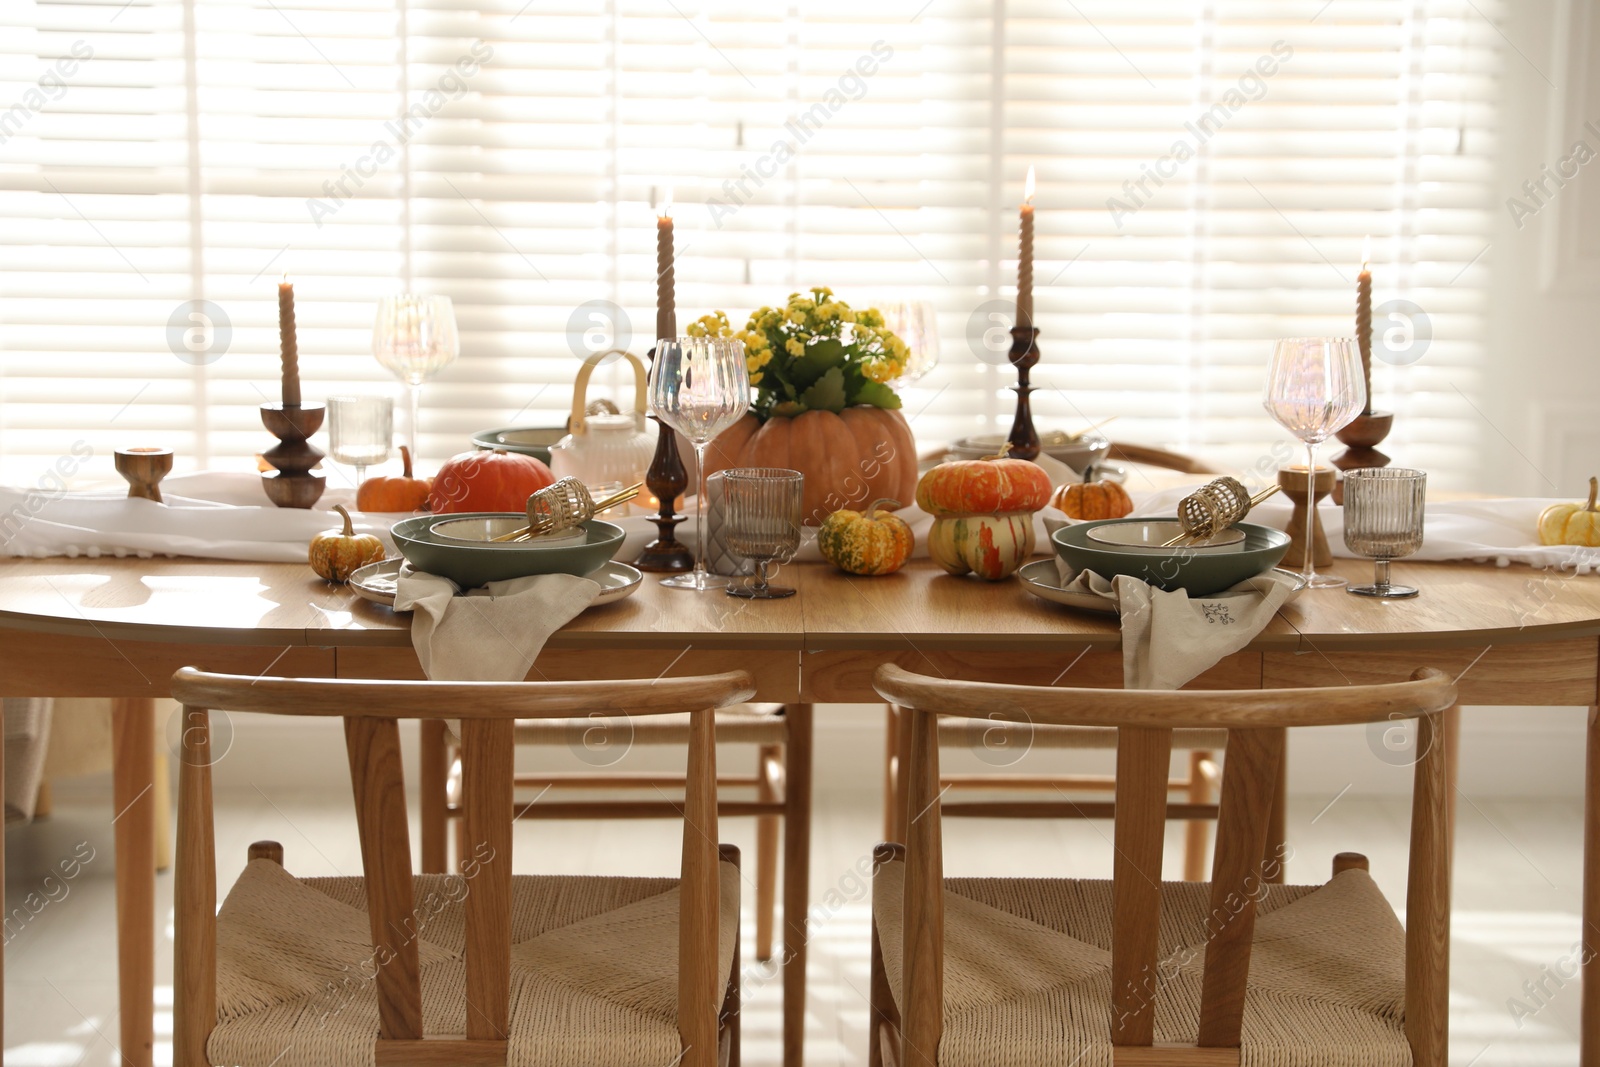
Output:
[326,395,393,487]
[372,294,459,460]
[649,336,751,590]
[1343,467,1427,598]
[1263,337,1366,587]
[722,469,804,599]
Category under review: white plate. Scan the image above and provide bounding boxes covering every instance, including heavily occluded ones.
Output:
[1085,520,1245,552]
[1016,559,1307,616]
[428,516,584,547]
[348,558,643,612]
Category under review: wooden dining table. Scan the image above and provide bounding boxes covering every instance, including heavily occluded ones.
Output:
[2,551,1600,1067]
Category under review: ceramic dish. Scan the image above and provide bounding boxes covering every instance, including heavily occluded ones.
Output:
[1051,520,1290,597]
[1085,520,1245,553]
[470,426,565,464]
[349,557,643,610]
[391,513,624,588]
[429,515,584,547]
[1017,558,1307,615]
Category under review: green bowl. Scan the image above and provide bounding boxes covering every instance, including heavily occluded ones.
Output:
[470,426,565,464]
[1051,519,1290,596]
[391,513,623,589]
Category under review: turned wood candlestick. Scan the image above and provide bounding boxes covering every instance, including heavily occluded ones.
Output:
[1278,466,1336,570]
[1005,326,1041,462]
[1332,410,1394,505]
[260,402,326,509]
[114,447,173,503]
[634,345,693,573]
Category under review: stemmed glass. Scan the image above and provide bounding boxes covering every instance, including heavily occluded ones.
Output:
[326,395,393,487]
[372,295,460,460]
[723,468,804,599]
[1343,468,1427,598]
[1263,337,1366,588]
[649,336,751,590]
[876,301,941,387]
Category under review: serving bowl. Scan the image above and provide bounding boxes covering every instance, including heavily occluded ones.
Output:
[470,426,565,464]
[392,512,623,588]
[947,430,1111,475]
[1052,519,1290,596]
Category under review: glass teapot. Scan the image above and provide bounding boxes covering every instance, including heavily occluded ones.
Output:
[549,350,656,512]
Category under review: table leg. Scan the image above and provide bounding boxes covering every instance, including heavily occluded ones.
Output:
[782,704,813,1067]
[1584,705,1600,1067]
[111,697,156,1067]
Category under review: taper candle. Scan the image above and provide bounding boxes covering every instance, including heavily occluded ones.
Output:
[1017,165,1035,331]
[278,275,301,408]
[656,190,676,343]
[1357,234,1372,415]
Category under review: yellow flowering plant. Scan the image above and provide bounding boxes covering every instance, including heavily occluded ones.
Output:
[686,287,909,421]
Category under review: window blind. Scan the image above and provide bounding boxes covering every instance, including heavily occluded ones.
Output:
[0,0,1500,490]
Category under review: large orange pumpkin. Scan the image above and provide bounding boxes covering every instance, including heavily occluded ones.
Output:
[703,407,918,527]
[427,448,556,514]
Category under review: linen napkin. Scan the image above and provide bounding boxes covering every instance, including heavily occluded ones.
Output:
[394,570,602,681]
[1054,559,1298,690]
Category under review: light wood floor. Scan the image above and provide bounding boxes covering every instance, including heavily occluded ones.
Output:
[1,784,1583,1066]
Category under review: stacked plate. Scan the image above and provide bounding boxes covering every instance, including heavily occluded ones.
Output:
[391,512,625,589]
[1051,518,1290,597]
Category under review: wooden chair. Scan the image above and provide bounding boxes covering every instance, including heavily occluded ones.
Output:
[869,663,1456,1067]
[419,701,813,1063]
[172,666,755,1067]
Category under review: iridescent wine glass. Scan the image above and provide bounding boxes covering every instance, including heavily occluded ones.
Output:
[372,295,459,460]
[877,300,941,387]
[1263,337,1366,588]
[649,336,750,591]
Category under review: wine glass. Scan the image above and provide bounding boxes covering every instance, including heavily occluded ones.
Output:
[723,468,804,599]
[649,336,751,590]
[876,301,941,387]
[1343,467,1427,598]
[1263,337,1366,588]
[326,395,393,487]
[372,295,460,460]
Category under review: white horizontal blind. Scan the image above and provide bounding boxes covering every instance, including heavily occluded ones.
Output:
[0,0,1499,489]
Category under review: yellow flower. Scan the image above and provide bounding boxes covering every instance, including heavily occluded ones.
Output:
[785,337,806,357]
[749,370,763,385]
[856,307,883,328]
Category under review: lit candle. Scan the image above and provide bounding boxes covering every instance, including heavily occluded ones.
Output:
[1357,235,1372,415]
[278,274,301,408]
[1017,166,1035,332]
[656,189,676,343]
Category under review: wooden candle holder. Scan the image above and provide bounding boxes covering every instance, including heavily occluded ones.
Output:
[634,346,693,573]
[1332,410,1394,505]
[1005,325,1041,462]
[260,402,326,509]
[114,447,174,503]
[1278,466,1336,570]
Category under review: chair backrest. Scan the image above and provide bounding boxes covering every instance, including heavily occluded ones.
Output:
[874,663,1457,1066]
[170,667,755,1067]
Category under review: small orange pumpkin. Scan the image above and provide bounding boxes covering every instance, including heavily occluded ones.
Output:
[356,445,432,513]
[309,505,385,582]
[817,498,914,576]
[1051,476,1134,521]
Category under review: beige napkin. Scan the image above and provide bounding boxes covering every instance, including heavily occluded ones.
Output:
[395,571,602,681]
[1055,559,1297,690]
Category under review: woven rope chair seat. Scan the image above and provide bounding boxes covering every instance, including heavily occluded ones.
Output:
[207,858,740,1067]
[445,703,786,747]
[934,718,1228,752]
[874,862,1409,1067]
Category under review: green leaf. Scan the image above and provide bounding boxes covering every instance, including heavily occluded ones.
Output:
[770,399,808,418]
[799,366,848,413]
[848,378,903,410]
[787,337,847,389]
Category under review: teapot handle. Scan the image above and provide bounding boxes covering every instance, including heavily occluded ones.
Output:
[569,349,648,435]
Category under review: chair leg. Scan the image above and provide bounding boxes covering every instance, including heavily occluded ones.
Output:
[755,743,782,963]
[719,844,743,1067]
[883,705,900,842]
[890,704,913,845]
[1183,749,1215,882]
[869,843,903,1067]
[782,704,814,1067]
[420,719,449,874]
[154,745,173,873]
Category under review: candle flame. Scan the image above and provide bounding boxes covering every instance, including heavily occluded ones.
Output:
[660,187,674,218]
[1024,165,1036,204]
[1361,234,1371,272]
